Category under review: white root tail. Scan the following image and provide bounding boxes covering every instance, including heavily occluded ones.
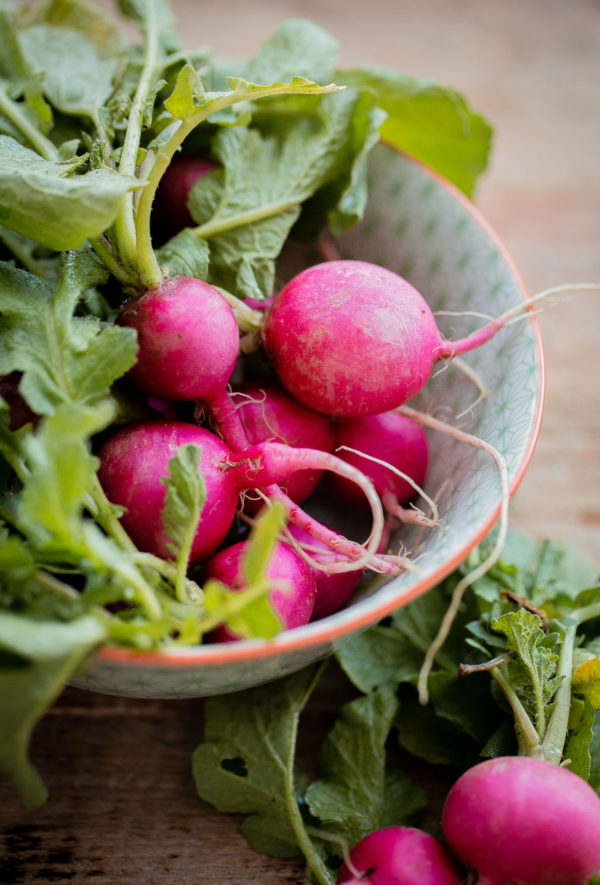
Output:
[397,405,510,706]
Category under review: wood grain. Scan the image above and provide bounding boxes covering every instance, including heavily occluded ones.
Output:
[2,0,599,881]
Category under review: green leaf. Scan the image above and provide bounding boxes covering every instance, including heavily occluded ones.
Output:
[0,255,138,416]
[394,690,479,767]
[248,19,338,86]
[305,687,398,848]
[379,767,428,830]
[565,697,595,781]
[336,66,493,198]
[19,24,119,119]
[0,10,53,135]
[0,136,141,250]
[572,657,600,710]
[155,228,209,280]
[117,0,180,53]
[164,63,205,119]
[336,623,424,692]
[189,91,377,299]
[0,610,106,806]
[17,402,114,555]
[192,665,324,858]
[491,609,561,735]
[161,443,205,565]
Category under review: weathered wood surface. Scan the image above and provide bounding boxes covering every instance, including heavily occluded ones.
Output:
[2,0,599,881]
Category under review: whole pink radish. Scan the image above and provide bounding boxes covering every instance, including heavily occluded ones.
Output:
[336,826,461,884]
[442,755,600,885]
[97,421,239,563]
[154,153,219,233]
[117,276,239,405]
[233,382,335,509]
[204,539,316,641]
[262,259,505,417]
[331,411,429,512]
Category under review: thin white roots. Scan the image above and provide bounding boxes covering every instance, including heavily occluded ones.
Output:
[397,405,510,706]
[451,357,490,420]
[335,444,440,528]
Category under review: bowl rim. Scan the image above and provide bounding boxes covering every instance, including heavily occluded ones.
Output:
[97,147,545,669]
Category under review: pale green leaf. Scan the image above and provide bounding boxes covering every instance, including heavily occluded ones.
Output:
[0,611,106,806]
[0,136,141,250]
[161,443,205,564]
[337,66,492,198]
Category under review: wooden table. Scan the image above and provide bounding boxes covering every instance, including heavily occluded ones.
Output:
[2,1,599,881]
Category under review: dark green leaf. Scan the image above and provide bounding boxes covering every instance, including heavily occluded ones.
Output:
[192,665,324,858]
[305,687,398,848]
[0,255,138,416]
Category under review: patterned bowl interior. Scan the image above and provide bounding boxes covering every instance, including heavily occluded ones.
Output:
[71,144,543,699]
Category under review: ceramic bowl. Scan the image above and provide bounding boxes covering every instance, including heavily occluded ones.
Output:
[71,143,544,699]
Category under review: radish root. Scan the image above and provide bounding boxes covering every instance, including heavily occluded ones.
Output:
[396,405,510,706]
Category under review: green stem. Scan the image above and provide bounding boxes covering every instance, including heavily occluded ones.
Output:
[135,81,340,290]
[490,664,544,758]
[0,85,59,161]
[542,622,577,765]
[89,236,138,287]
[35,569,80,601]
[113,0,161,277]
[88,477,137,553]
[131,551,203,604]
[284,663,334,885]
[0,228,52,279]
[192,199,298,240]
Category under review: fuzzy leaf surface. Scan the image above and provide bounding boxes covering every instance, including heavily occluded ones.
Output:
[0,137,140,250]
[0,255,138,416]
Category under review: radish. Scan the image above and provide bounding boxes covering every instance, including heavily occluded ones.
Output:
[284,524,362,619]
[442,756,600,885]
[336,826,461,885]
[233,382,335,510]
[96,420,388,572]
[330,411,433,526]
[97,421,239,563]
[204,539,316,641]
[262,259,519,417]
[153,152,219,235]
[117,276,240,407]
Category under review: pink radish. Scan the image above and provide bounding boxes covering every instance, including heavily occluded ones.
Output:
[336,826,461,884]
[154,153,219,234]
[262,259,512,417]
[204,539,316,642]
[442,756,600,885]
[97,421,239,563]
[233,382,335,509]
[117,276,239,407]
[331,411,431,525]
[96,420,388,572]
[285,524,362,619]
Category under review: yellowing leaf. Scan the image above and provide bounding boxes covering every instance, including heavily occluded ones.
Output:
[572,658,600,710]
